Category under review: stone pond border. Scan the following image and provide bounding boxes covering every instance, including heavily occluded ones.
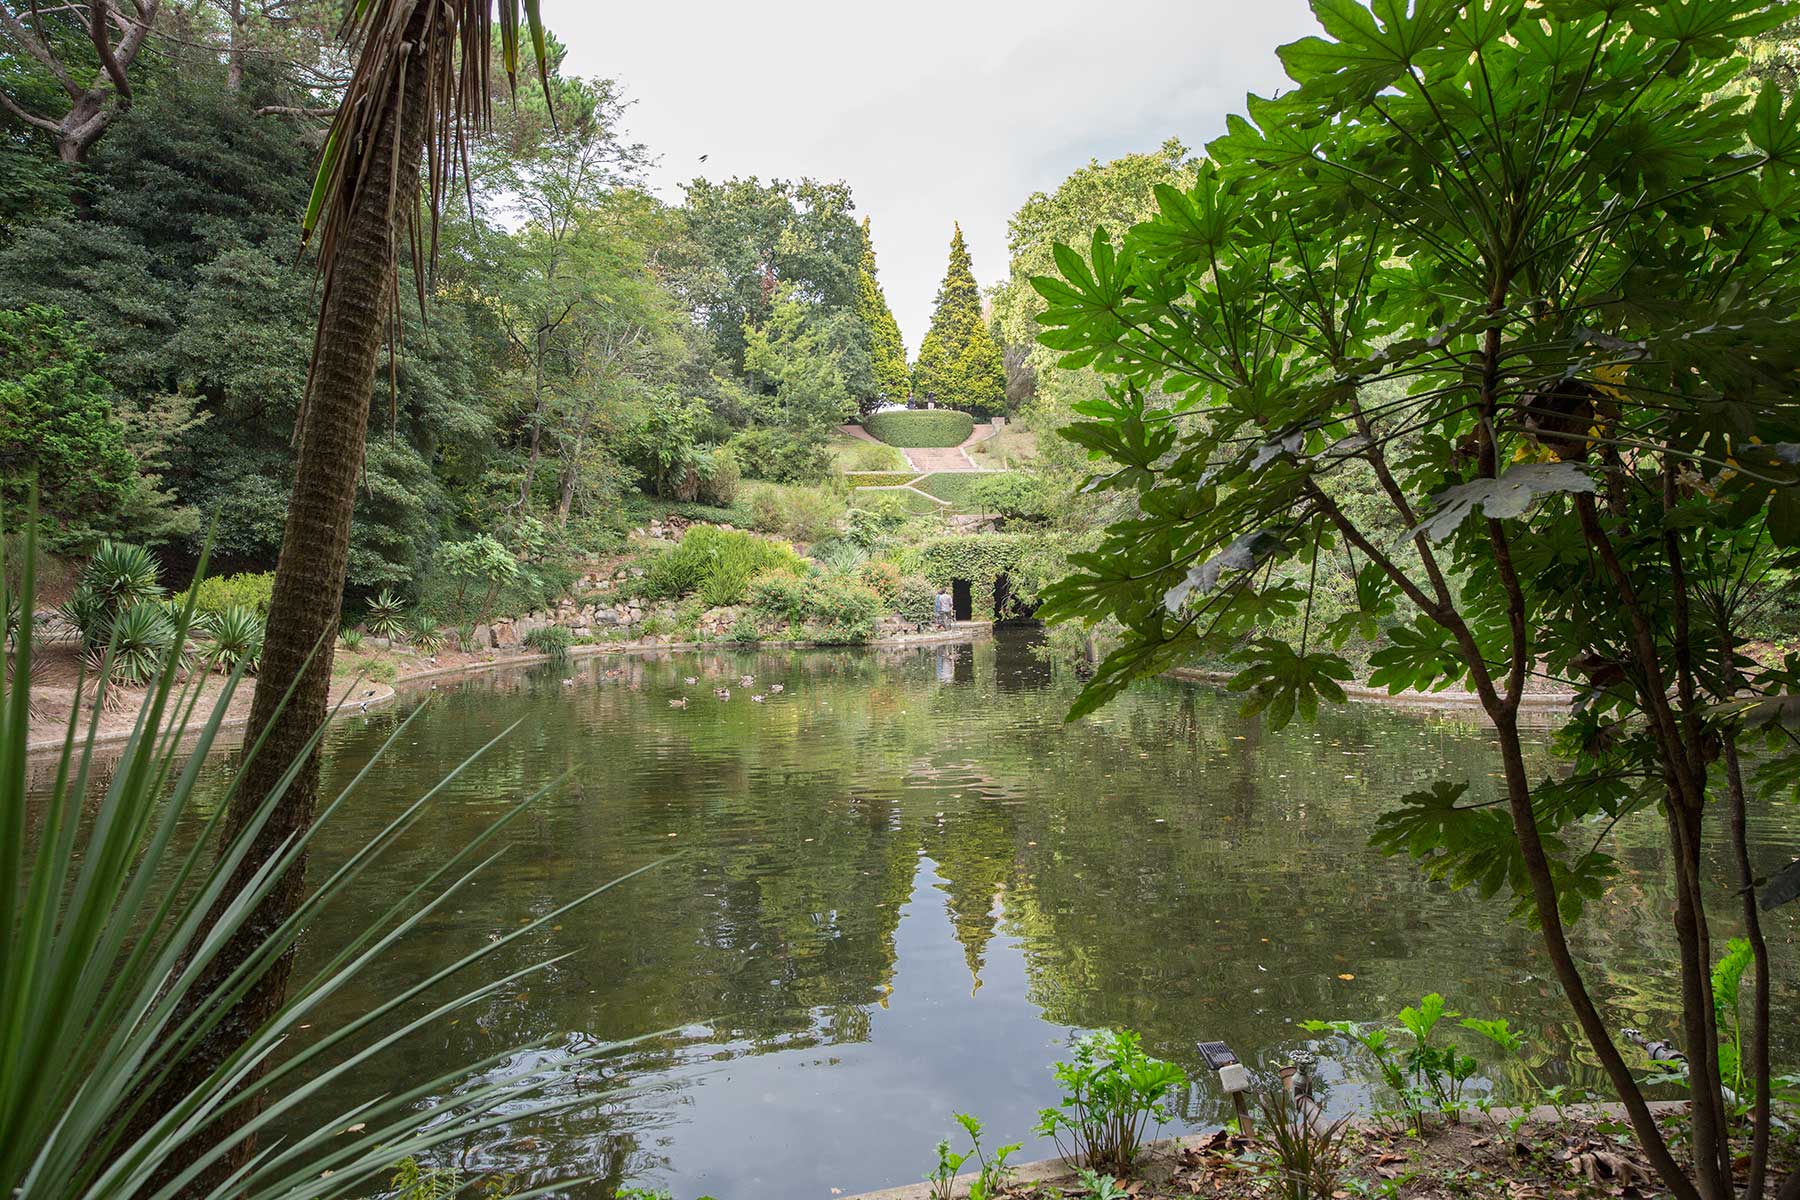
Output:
[23,622,996,759]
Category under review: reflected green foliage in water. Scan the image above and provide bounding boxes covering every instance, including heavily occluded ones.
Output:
[82,631,1797,1199]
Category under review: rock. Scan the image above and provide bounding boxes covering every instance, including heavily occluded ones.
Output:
[492,622,518,648]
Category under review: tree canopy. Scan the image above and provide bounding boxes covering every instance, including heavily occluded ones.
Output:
[912,223,1006,418]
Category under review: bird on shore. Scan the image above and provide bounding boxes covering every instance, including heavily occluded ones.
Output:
[769,683,784,694]
[562,678,575,687]
[669,697,689,709]
[715,687,731,700]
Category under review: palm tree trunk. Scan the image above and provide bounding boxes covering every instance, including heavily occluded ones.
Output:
[127,6,435,1189]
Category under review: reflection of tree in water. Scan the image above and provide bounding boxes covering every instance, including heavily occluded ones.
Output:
[133,632,1798,1195]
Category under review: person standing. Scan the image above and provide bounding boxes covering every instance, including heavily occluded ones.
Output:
[934,586,954,630]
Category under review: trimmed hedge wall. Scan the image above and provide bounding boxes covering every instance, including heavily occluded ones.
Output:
[862,409,975,448]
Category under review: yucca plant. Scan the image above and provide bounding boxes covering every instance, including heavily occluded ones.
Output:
[105,599,180,686]
[340,626,365,651]
[58,585,113,651]
[203,605,265,675]
[364,588,407,639]
[82,540,164,610]
[404,610,444,653]
[1,519,670,1198]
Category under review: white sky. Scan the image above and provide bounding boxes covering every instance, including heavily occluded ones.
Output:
[545,0,1316,356]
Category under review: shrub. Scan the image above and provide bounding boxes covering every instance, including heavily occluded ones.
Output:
[804,575,880,644]
[849,487,944,516]
[523,625,572,662]
[405,610,445,653]
[859,559,902,605]
[729,427,831,483]
[738,484,845,544]
[698,448,741,507]
[641,526,804,607]
[365,588,407,639]
[61,541,164,651]
[895,575,937,625]
[729,613,762,644]
[844,441,909,471]
[972,473,1054,523]
[1034,1029,1186,1174]
[846,497,912,547]
[193,571,275,618]
[862,409,974,448]
[434,535,519,619]
[341,627,365,651]
[747,569,812,629]
[202,605,264,674]
[99,600,179,685]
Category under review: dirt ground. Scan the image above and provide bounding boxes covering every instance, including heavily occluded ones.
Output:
[1019,1113,1798,1200]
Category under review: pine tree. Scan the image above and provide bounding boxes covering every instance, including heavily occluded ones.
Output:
[911,223,1006,417]
[854,216,909,412]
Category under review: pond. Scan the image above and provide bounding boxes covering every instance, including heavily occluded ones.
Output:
[95,631,1800,1197]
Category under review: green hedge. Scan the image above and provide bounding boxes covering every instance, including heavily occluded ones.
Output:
[844,471,920,489]
[861,410,975,449]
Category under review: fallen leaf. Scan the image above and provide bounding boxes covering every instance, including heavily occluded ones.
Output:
[1337,973,1356,981]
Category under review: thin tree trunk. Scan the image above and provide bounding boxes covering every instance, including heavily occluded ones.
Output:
[127,6,434,1189]
[226,0,246,90]
[1726,734,1774,1200]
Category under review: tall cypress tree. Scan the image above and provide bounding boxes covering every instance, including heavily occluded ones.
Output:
[912,222,1005,417]
[854,216,909,411]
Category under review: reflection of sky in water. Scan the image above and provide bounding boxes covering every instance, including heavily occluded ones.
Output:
[73,630,1799,1199]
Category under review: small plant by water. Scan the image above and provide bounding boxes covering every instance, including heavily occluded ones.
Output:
[1255,1087,1351,1200]
[524,625,572,661]
[928,1113,1020,1200]
[1075,1167,1129,1200]
[1035,1028,1187,1174]
[1304,994,1481,1136]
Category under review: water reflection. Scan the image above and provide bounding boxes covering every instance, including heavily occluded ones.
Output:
[57,631,1799,1199]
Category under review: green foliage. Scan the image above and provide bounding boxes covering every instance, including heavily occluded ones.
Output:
[845,497,913,547]
[843,441,910,472]
[742,290,861,452]
[1075,1168,1130,1200]
[523,625,572,662]
[404,611,445,654]
[1034,1029,1186,1174]
[850,487,945,517]
[908,533,1051,618]
[103,600,181,685]
[927,1114,1020,1200]
[59,540,164,653]
[0,517,662,1199]
[728,612,762,643]
[1256,1087,1351,1200]
[863,409,975,449]
[912,225,1006,417]
[364,588,408,639]
[201,605,264,675]
[1304,995,1482,1136]
[894,575,938,626]
[340,627,365,651]
[729,426,832,485]
[746,569,880,643]
[436,535,521,615]
[642,526,803,607]
[742,483,845,543]
[971,472,1053,523]
[191,571,275,619]
[855,217,910,411]
[0,306,142,552]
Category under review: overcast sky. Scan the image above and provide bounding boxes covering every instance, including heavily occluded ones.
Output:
[545,1,1316,356]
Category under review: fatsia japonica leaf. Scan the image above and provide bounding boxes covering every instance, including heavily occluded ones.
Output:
[1277,0,1461,100]
[1749,82,1800,166]
[1411,463,1597,543]
[1225,638,1353,731]
[1762,858,1800,912]
[1365,615,1465,694]
[1163,528,1286,612]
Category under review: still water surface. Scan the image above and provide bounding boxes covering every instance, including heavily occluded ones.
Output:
[134,631,1800,1197]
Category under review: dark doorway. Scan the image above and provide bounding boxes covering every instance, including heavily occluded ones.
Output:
[952,578,973,622]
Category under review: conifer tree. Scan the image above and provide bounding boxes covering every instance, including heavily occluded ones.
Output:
[854,216,909,412]
[912,222,1006,417]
